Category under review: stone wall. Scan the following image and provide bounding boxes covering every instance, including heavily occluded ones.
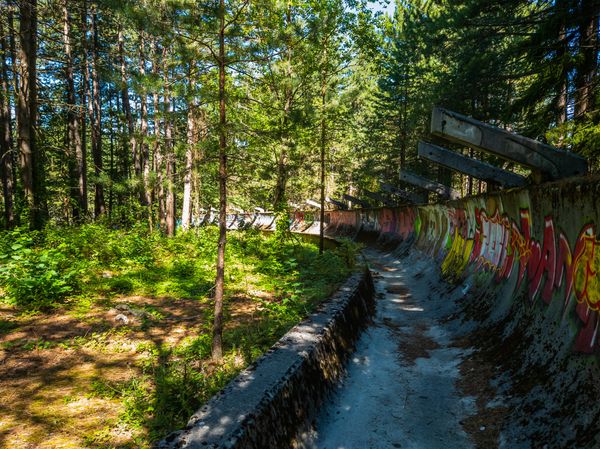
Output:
[157,269,375,449]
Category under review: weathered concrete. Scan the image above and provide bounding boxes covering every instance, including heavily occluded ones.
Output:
[157,270,375,449]
[305,199,321,209]
[319,174,600,448]
[430,107,588,181]
[304,248,475,449]
[418,141,527,188]
[326,197,348,210]
[399,169,460,199]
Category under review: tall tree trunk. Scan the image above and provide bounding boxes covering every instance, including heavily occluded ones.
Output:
[318,38,328,255]
[18,0,46,230]
[273,149,288,211]
[212,0,227,361]
[79,0,89,218]
[138,32,151,212]
[467,148,474,196]
[108,90,118,219]
[118,26,138,197]
[319,79,326,255]
[574,0,599,120]
[181,68,196,231]
[62,0,85,222]
[556,8,568,126]
[0,14,15,228]
[153,40,165,231]
[398,60,408,170]
[273,2,294,212]
[90,6,105,217]
[163,56,176,237]
[192,110,206,221]
[7,8,18,218]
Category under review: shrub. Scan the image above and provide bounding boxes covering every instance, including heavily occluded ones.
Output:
[0,230,82,309]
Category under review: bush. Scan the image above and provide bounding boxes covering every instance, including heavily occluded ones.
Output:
[0,228,82,309]
[107,277,134,294]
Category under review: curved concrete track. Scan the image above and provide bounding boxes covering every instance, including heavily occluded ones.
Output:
[306,248,485,449]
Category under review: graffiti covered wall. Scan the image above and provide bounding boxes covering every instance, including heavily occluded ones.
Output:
[324,176,600,355]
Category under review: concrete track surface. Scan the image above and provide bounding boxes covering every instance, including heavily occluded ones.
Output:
[304,244,600,449]
[305,248,479,449]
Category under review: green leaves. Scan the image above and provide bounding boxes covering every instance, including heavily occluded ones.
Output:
[0,246,77,309]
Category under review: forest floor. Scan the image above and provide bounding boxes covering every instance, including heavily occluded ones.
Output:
[0,295,231,448]
[0,227,357,449]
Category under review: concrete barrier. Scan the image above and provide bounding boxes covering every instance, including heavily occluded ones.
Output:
[205,177,600,358]
[318,175,600,448]
[158,269,375,449]
[323,176,600,355]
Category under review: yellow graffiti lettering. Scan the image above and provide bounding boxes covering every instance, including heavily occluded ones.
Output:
[573,228,600,311]
[442,230,474,280]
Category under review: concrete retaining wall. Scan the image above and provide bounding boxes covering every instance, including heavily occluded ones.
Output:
[319,175,600,447]
[158,269,375,449]
[323,176,600,355]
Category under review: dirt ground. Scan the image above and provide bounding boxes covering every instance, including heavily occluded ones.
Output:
[0,294,261,449]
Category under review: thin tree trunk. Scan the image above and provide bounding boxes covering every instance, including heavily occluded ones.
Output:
[153,40,165,231]
[0,14,15,228]
[399,64,408,169]
[118,26,138,195]
[319,88,326,255]
[90,6,105,217]
[62,0,85,222]
[181,67,196,231]
[556,11,568,126]
[318,42,328,255]
[109,92,116,219]
[192,110,207,222]
[467,148,473,196]
[273,2,294,212]
[138,32,151,212]
[212,0,227,361]
[7,8,18,220]
[79,0,89,217]
[18,0,46,230]
[163,56,176,237]
[273,149,288,211]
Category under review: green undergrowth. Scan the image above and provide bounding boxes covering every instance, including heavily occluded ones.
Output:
[0,224,358,310]
[0,223,361,446]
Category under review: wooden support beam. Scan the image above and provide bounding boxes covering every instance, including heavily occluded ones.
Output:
[379,182,425,204]
[326,196,348,210]
[342,193,371,209]
[399,170,460,200]
[430,107,587,181]
[418,141,527,188]
[363,189,396,207]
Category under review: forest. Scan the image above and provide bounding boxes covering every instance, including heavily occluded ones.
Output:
[0,0,598,447]
[0,0,597,232]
